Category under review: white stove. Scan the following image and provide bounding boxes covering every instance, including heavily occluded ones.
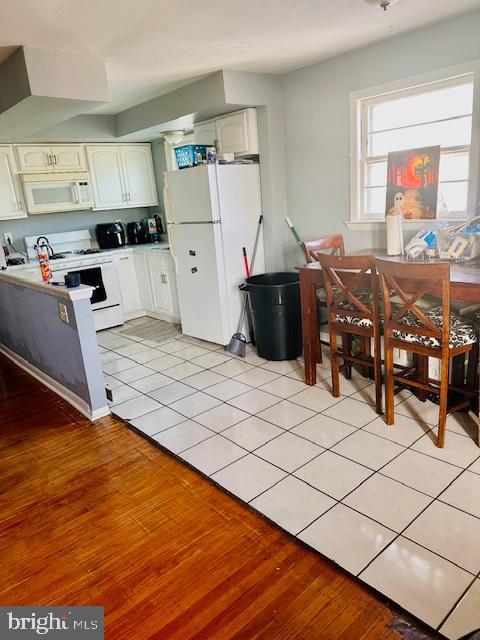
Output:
[24,230,124,331]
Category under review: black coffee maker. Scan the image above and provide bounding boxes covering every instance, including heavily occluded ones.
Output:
[127,221,151,244]
[96,222,126,249]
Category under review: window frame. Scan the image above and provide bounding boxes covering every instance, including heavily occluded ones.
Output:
[348,62,480,229]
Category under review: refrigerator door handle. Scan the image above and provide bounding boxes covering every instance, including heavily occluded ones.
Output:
[167,226,179,275]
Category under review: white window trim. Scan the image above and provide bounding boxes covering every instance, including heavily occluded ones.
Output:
[347,61,480,230]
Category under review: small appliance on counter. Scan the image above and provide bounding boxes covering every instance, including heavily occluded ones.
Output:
[126,220,151,245]
[96,222,126,249]
[0,246,7,270]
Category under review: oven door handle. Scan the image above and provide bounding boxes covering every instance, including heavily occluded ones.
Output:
[72,183,80,205]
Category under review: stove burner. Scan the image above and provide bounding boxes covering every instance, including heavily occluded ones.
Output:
[76,249,101,255]
[49,253,68,260]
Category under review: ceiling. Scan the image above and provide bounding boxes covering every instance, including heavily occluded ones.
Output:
[1,0,479,115]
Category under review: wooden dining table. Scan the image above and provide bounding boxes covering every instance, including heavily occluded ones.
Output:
[298,251,480,386]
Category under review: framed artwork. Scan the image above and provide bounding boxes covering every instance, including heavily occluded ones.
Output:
[385,145,441,219]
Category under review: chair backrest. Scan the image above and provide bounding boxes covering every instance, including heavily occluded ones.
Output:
[317,254,377,325]
[304,234,345,263]
[375,258,451,349]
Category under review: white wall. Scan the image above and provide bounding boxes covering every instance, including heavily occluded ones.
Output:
[281,9,480,268]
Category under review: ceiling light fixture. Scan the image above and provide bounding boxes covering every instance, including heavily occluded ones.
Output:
[162,130,185,145]
[363,0,400,11]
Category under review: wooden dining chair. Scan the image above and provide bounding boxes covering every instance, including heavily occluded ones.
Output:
[304,234,345,263]
[318,254,382,414]
[376,258,478,448]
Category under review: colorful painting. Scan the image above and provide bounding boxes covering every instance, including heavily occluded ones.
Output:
[385,145,440,219]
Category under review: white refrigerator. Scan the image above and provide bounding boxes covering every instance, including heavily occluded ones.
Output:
[164,164,265,345]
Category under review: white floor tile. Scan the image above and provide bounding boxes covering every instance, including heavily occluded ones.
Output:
[130,406,185,435]
[412,430,480,469]
[149,381,196,405]
[404,501,480,574]
[261,360,302,374]
[112,396,162,421]
[363,414,432,447]
[98,335,133,350]
[211,454,287,502]
[337,374,372,397]
[242,352,268,366]
[299,504,396,575]
[381,449,462,498]
[109,384,141,405]
[440,470,480,519]
[251,476,335,535]
[289,387,341,412]
[395,395,441,425]
[439,578,480,640]
[332,430,404,470]
[114,342,151,357]
[179,336,222,350]
[179,435,246,475]
[221,416,283,450]
[100,351,124,364]
[112,364,156,384]
[162,362,205,380]
[174,345,211,360]
[343,474,431,532]
[259,377,307,399]
[205,379,252,401]
[211,359,254,377]
[234,367,280,387]
[156,340,190,354]
[228,389,280,414]
[103,374,124,390]
[360,537,472,629]
[192,351,232,369]
[181,370,227,390]
[351,385,411,407]
[195,404,250,432]
[256,400,315,430]
[152,420,213,454]
[146,355,184,372]
[169,391,222,418]
[255,432,323,473]
[295,450,372,500]
[468,457,480,475]
[446,412,480,440]
[322,397,378,428]
[129,373,173,393]
[291,414,356,448]
[130,348,164,364]
[103,358,137,375]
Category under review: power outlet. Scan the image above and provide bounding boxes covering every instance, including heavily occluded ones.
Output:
[58,303,69,325]
[3,232,13,247]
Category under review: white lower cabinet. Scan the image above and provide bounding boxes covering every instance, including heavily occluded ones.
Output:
[121,249,179,323]
[114,253,143,318]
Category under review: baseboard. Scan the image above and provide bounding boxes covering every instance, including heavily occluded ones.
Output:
[124,310,147,322]
[145,310,181,324]
[0,344,110,422]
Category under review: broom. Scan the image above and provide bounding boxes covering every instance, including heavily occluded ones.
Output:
[225,215,263,357]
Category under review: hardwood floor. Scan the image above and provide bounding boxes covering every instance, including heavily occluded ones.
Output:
[0,354,435,640]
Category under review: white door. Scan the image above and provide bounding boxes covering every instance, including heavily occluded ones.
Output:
[51,145,86,171]
[134,253,154,311]
[169,223,230,344]
[16,145,52,172]
[149,266,171,315]
[120,145,158,207]
[115,254,142,315]
[165,166,219,223]
[163,268,179,316]
[194,121,216,146]
[86,146,126,210]
[0,146,26,220]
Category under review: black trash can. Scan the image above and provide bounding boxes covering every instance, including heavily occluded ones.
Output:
[242,273,302,361]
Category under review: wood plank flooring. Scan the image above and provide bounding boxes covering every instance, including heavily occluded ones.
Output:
[0,354,436,640]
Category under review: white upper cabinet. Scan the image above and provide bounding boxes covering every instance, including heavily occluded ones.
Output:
[86,143,158,211]
[193,121,216,146]
[0,146,26,221]
[120,145,158,207]
[215,109,259,156]
[86,146,125,210]
[16,144,86,172]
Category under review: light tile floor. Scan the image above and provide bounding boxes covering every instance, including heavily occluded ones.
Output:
[100,317,480,640]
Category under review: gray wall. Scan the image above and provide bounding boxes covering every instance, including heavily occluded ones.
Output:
[0,279,107,413]
[0,207,149,249]
[281,9,480,268]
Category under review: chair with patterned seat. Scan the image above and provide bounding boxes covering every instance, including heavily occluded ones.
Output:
[376,258,478,448]
[318,254,382,414]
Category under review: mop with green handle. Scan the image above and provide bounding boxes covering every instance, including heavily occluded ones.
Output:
[285,217,306,257]
[225,215,263,357]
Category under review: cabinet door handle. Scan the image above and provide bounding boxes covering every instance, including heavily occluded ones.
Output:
[127,192,131,201]
[47,154,52,166]
[53,154,57,165]
[120,256,129,261]
[16,200,22,211]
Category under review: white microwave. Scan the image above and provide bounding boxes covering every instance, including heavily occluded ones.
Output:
[21,172,93,214]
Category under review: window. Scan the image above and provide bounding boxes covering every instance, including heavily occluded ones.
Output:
[350,70,479,224]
